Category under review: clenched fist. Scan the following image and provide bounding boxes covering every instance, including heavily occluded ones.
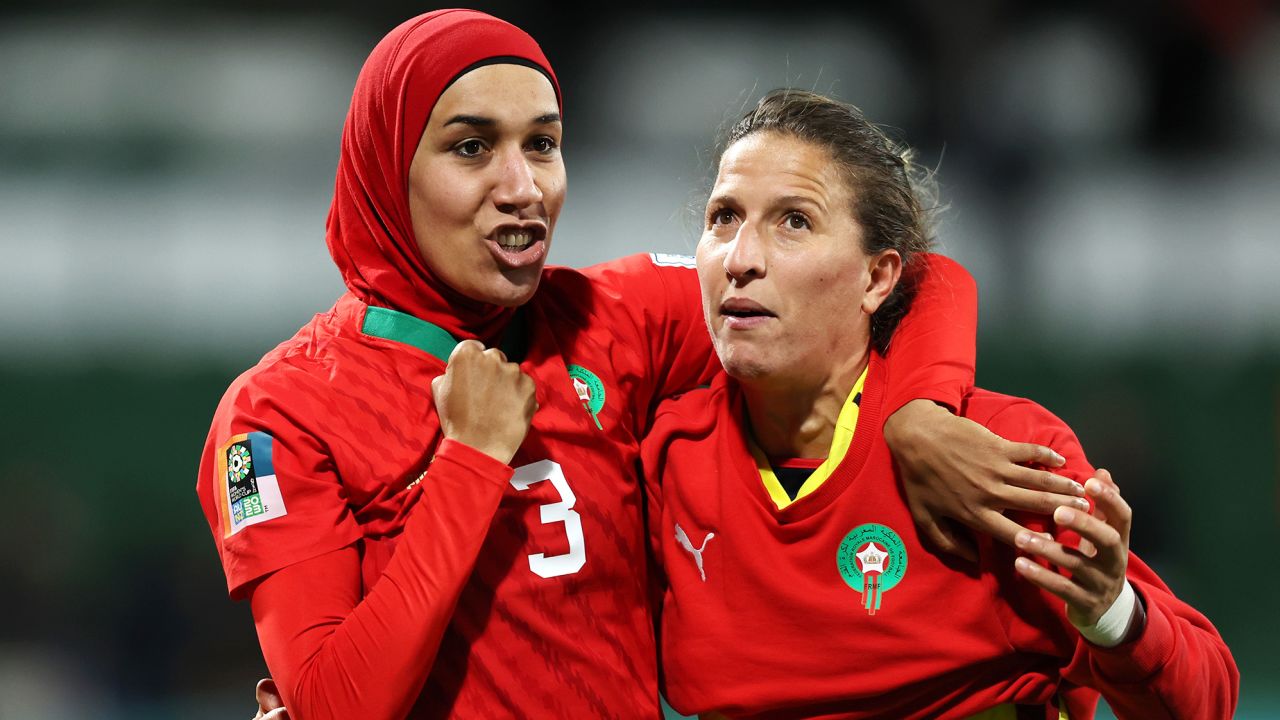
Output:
[432,340,537,465]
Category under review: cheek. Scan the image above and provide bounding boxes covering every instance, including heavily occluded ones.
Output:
[696,241,724,315]
[411,163,483,233]
[538,163,567,219]
[409,187,488,281]
[790,257,858,323]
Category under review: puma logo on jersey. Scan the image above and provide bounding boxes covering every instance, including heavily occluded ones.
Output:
[675,523,715,581]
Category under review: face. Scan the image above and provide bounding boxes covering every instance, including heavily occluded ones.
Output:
[697,132,900,386]
[408,63,565,307]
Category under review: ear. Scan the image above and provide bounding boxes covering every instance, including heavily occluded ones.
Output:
[860,249,902,315]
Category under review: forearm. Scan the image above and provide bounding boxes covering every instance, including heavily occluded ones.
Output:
[1067,576,1239,719]
[882,253,977,414]
[251,439,512,720]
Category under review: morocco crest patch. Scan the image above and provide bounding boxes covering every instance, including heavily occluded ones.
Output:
[837,523,907,615]
[216,431,287,537]
[567,364,606,430]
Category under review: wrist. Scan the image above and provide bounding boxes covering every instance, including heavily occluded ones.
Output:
[436,437,517,473]
[885,399,948,446]
[1074,580,1139,648]
[446,432,518,466]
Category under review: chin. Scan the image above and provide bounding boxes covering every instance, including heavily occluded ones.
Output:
[486,274,543,307]
[717,345,773,383]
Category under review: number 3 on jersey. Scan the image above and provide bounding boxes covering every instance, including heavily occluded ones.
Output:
[509,460,586,578]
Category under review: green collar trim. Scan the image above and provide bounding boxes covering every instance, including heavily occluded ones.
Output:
[360,305,529,364]
[362,306,457,364]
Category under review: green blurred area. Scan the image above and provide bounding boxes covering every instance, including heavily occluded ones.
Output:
[1,341,1276,716]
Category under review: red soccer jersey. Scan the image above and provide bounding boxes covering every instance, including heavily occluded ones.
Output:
[649,356,1238,720]
[198,254,721,718]
[197,252,977,719]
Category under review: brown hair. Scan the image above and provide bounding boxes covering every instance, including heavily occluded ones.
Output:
[717,89,937,352]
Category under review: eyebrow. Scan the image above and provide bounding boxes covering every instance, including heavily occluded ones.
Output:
[443,112,562,128]
[705,193,824,211]
[774,194,824,209]
[706,192,737,209]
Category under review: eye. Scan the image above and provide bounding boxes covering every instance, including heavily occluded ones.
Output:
[528,136,559,154]
[453,139,488,158]
[784,212,811,231]
[708,207,736,228]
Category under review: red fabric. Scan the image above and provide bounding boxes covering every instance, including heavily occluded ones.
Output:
[884,253,978,414]
[249,439,512,720]
[648,362,1237,719]
[325,9,561,342]
[197,254,721,719]
[195,249,977,718]
[772,457,824,469]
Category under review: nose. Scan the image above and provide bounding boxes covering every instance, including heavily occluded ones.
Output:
[492,145,543,213]
[724,223,766,284]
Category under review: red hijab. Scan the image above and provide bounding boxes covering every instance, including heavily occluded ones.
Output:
[325,9,562,342]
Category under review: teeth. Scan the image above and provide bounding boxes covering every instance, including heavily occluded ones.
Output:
[497,231,533,249]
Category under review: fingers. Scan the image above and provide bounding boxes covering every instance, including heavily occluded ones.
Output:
[259,710,289,720]
[975,509,1038,549]
[447,340,510,368]
[1077,535,1097,559]
[1015,528,1093,575]
[447,338,485,363]
[998,485,1090,516]
[1016,504,1129,626]
[1005,441,1066,468]
[1052,506,1124,563]
[1083,470,1132,548]
[1005,465,1085,498]
[916,513,977,562]
[1014,555,1100,615]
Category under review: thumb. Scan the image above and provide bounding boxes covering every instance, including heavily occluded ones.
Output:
[256,678,284,713]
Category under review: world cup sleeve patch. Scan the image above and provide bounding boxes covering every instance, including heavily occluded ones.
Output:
[215,431,287,538]
[648,252,696,269]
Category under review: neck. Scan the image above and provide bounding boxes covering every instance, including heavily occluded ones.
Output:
[742,350,870,459]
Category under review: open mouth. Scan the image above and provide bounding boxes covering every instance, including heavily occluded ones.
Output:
[720,298,776,328]
[722,308,774,319]
[720,298,776,319]
[487,223,548,269]
[495,228,539,253]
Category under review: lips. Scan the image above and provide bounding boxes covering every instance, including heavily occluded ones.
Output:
[487,222,548,270]
[719,297,776,330]
[720,297,776,318]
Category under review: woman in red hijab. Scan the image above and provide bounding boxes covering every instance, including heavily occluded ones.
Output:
[200,10,1080,719]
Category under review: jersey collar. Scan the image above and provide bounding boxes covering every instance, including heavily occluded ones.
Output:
[361,304,528,363]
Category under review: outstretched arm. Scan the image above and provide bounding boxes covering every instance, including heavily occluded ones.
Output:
[882,254,1086,558]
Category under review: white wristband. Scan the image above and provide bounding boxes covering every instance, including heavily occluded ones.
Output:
[1073,579,1137,648]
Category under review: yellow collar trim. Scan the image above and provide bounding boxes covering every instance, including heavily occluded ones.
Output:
[751,367,868,511]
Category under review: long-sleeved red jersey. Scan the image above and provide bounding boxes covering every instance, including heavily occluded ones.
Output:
[197,251,976,719]
[648,354,1238,720]
[196,11,984,718]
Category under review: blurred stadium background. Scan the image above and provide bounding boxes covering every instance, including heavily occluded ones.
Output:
[2,0,1277,717]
